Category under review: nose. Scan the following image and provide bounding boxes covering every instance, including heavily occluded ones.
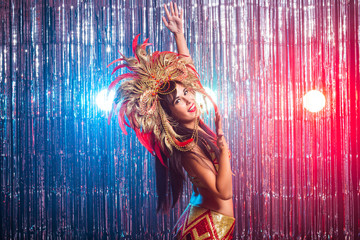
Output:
[183,96,192,105]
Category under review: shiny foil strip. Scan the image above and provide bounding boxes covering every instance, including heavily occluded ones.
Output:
[0,0,359,239]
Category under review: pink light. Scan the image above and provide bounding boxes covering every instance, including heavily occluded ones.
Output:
[303,90,326,112]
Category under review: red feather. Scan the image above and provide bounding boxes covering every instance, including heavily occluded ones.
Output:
[107,58,125,68]
[132,34,141,60]
[186,64,200,77]
[196,80,205,90]
[144,132,154,153]
[108,73,135,91]
[173,137,194,147]
[134,128,154,154]
[135,129,145,149]
[117,103,128,135]
[124,115,131,128]
[111,64,129,75]
[141,38,152,50]
[117,50,126,58]
[152,51,160,62]
[154,143,167,168]
[141,43,152,50]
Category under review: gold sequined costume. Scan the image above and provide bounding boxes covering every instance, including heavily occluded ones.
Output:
[172,204,235,240]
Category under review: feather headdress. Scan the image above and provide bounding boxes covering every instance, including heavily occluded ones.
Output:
[107,34,217,166]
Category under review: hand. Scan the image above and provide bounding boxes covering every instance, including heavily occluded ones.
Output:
[215,111,229,153]
[162,2,183,35]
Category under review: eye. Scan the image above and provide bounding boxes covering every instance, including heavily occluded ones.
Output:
[174,98,180,104]
[184,89,188,95]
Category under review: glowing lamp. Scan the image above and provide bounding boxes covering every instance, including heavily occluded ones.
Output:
[196,87,217,112]
[96,89,115,111]
[303,90,326,112]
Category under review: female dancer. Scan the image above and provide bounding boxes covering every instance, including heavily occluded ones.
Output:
[107,2,234,239]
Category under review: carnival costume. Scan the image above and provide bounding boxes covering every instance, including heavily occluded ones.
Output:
[107,34,234,239]
[173,204,235,240]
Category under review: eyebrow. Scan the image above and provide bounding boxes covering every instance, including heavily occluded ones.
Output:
[172,88,187,105]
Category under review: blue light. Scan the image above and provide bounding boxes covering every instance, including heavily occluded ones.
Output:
[196,87,217,112]
[96,89,115,111]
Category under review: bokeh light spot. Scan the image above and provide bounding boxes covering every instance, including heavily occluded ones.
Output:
[196,87,217,112]
[303,90,326,112]
[96,89,115,111]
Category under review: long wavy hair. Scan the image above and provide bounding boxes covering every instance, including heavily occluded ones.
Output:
[155,81,220,213]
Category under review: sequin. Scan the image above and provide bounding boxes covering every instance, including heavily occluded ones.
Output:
[172,204,235,240]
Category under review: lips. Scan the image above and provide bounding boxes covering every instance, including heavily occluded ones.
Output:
[188,103,196,112]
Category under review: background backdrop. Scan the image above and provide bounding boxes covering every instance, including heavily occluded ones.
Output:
[1,0,359,239]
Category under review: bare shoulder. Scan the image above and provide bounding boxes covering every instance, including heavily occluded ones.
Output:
[181,145,216,177]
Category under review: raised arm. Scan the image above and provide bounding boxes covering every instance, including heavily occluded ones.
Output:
[214,111,233,198]
[182,112,233,200]
[162,2,193,64]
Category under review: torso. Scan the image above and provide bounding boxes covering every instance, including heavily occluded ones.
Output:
[190,184,234,217]
[184,129,234,217]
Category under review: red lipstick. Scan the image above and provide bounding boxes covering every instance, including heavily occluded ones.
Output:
[188,103,196,112]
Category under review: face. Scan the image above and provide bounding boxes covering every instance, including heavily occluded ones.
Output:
[168,83,198,128]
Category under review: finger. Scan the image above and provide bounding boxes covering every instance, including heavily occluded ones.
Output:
[215,124,223,137]
[214,115,219,129]
[216,113,223,133]
[215,113,220,127]
[180,8,183,19]
[170,2,175,16]
[218,120,223,133]
[162,16,169,27]
[215,111,220,123]
[174,2,179,16]
[164,4,171,20]
[217,119,224,134]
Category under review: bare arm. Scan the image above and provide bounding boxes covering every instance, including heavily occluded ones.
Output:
[182,113,233,200]
[162,2,193,64]
[214,111,233,198]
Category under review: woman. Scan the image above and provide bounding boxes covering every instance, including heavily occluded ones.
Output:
[107,3,234,239]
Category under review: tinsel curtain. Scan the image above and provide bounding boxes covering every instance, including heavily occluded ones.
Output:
[0,0,359,239]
